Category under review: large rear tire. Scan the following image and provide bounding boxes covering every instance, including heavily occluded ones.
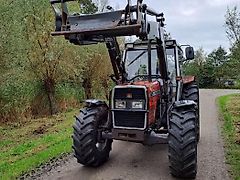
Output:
[72,106,112,167]
[168,107,197,178]
[182,82,200,142]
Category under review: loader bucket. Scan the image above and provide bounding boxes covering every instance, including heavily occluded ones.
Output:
[49,0,163,43]
[51,10,142,38]
[69,11,123,32]
[50,0,144,39]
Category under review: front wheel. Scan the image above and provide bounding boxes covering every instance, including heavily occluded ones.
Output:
[72,106,112,167]
[168,107,198,178]
[182,82,200,142]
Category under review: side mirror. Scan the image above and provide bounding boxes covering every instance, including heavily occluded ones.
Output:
[185,47,194,60]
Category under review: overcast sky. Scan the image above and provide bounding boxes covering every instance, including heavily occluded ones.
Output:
[108,0,239,53]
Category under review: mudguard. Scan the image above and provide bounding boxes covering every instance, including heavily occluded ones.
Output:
[174,100,196,108]
[85,99,108,108]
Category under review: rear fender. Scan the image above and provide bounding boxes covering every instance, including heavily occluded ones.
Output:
[85,99,108,108]
[174,100,196,109]
[84,99,110,129]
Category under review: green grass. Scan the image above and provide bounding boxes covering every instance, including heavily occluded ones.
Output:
[218,94,240,180]
[236,80,240,89]
[0,109,79,180]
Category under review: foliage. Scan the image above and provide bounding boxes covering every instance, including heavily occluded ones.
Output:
[218,94,240,180]
[79,0,98,14]
[183,6,240,89]
[0,110,78,179]
[207,46,229,86]
[227,42,240,80]
[225,6,240,81]
[80,44,112,99]
[0,74,40,121]
[0,0,112,121]
[183,45,239,89]
[225,6,240,45]
[183,48,214,88]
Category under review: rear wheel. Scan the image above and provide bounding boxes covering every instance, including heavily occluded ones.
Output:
[72,106,112,167]
[168,107,197,178]
[182,82,200,142]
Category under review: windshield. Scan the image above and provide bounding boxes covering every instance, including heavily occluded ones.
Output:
[125,49,159,80]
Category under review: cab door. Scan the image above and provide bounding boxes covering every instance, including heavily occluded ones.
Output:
[166,47,177,101]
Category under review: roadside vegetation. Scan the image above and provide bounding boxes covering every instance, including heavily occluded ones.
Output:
[218,94,240,179]
[0,109,78,179]
[0,1,111,178]
[184,7,240,89]
[0,0,112,123]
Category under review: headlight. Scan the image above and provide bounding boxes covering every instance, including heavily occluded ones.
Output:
[115,100,126,109]
[132,101,144,109]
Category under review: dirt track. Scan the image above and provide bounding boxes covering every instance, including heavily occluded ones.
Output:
[35,89,240,180]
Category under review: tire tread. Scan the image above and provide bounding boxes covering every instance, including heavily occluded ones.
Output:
[168,107,198,178]
[72,107,112,167]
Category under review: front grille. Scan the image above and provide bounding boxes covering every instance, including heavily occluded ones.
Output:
[113,87,146,129]
[114,88,145,99]
[114,111,145,128]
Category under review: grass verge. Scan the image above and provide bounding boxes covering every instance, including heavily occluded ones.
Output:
[0,109,79,180]
[218,94,240,180]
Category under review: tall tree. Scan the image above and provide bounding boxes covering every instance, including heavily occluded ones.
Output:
[0,0,113,121]
[80,44,112,99]
[225,6,240,80]
[0,0,36,120]
[23,0,98,115]
[183,48,217,88]
[207,46,228,85]
[225,6,240,45]
[228,42,240,79]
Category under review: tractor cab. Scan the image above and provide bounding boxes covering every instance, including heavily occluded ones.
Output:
[124,41,160,82]
[123,39,194,88]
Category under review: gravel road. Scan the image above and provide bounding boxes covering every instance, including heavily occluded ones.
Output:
[35,89,240,180]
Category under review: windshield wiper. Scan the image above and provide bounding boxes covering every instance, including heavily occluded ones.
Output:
[128,50,148,66]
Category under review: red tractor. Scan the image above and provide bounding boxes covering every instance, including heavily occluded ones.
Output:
[50,0,200,178]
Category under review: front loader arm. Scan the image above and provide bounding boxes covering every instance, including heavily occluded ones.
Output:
[105,37,126,84]
[49,0,145,83]
[49,0,165,84]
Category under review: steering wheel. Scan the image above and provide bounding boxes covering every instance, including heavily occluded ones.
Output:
[127,75,161,82]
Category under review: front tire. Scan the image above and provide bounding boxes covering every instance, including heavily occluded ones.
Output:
[72,106,112,167]
[168,107,198,178]
[182,82,200,142]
